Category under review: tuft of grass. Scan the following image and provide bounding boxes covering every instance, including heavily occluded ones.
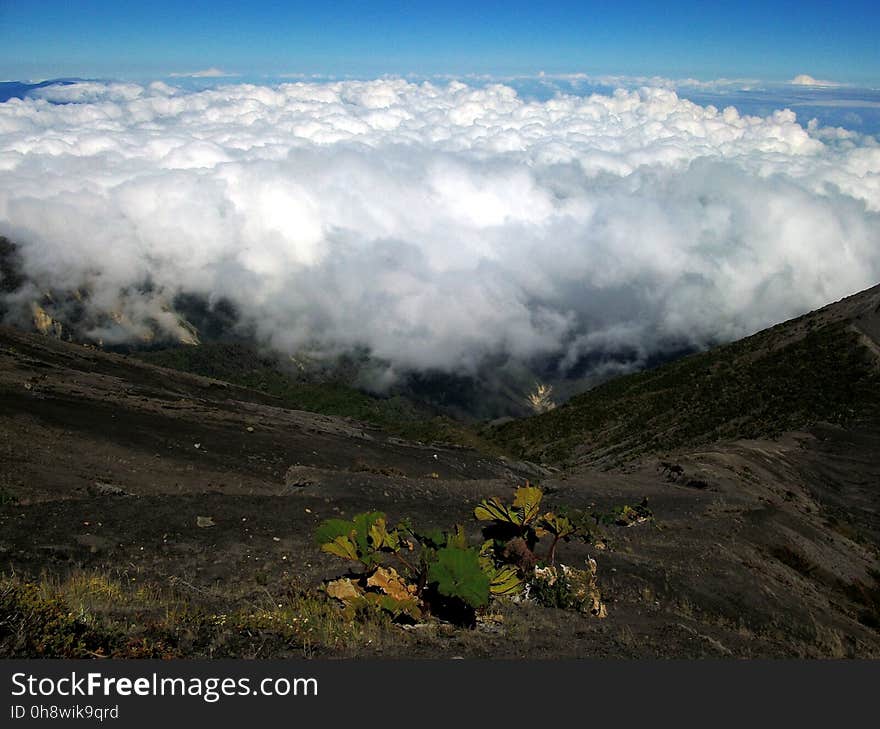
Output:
[0,580,119,658]
[0,570,392,659]
[219,592,392,658]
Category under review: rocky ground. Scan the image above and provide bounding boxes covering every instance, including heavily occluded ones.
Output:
[1,288,879,657]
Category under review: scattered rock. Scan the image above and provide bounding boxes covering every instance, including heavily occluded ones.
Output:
[684,478,711,490]
[659,461,685,481]
[88,482,129,497]
[385,436,429,449]
[283,465,320,490]
[659,462,712,490]
[352,460,406,477]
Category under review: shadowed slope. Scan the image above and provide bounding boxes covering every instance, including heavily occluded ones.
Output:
[491,285,880,467]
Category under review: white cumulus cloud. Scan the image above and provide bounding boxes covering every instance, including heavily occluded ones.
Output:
[0,79,878,379]
[790,74,841,87]
[169,68,238,78]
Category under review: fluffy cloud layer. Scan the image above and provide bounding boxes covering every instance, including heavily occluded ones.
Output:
[1,79,879,378]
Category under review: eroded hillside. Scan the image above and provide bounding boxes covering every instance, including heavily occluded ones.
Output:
[1,285,879,657]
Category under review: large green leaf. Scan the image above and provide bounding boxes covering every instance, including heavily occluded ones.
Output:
[474,497,517,524]
[417,528,446,549]
[474,485,544,527]
[445,524,468,550]
[539,512,576,539]
[427,546,490,608]
[368,517,400,551]
[316,512,389,566]
[352,511,385,560]
[512,485,543,524]
[321,535,359,561]
[488,565,524,596]
[314,518,355,546]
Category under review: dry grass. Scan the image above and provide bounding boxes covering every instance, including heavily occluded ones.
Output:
[0,568,393,659]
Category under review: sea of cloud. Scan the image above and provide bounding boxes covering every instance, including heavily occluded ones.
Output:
[0,78,878,379]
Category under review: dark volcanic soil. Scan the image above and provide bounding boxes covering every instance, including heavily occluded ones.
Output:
[1,323,879,658]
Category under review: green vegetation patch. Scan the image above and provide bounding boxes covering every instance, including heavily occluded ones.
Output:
[317,484,609,625]
[491,321,880,465]
[0,571,387,659]
[0,581,119,658]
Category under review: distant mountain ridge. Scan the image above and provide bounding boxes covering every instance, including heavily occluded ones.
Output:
[490,283,880,467]
[0,79,93,103]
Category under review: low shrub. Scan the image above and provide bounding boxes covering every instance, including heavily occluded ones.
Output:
[315,483,609,625]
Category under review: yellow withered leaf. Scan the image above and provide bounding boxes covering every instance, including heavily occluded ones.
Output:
[325,578,362,603]
[366,566,412,601]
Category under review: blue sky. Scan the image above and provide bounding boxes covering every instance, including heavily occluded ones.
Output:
[0,0,877,84]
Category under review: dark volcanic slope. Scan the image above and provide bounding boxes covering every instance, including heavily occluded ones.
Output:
[0,324,531,503]
[492,284,880,467]
[2,286,880,658]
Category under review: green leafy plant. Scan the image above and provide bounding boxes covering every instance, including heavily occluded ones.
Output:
[596,498,653,527]
[475,484,543,537]
[315,511,403,568]
[473,484,607,617]
[315,483,610,626]
[474,483,579,566]
[316,512,490,623]
[477,542,525,597]
[529,561,606,617]
[427,547,490,608]
[540,512,577,565]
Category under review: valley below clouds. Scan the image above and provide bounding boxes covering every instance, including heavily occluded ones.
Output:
[1,78,879,380]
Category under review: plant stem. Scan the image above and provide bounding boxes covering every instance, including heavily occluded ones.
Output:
[392,551,417,575]
[548,536,560,566]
